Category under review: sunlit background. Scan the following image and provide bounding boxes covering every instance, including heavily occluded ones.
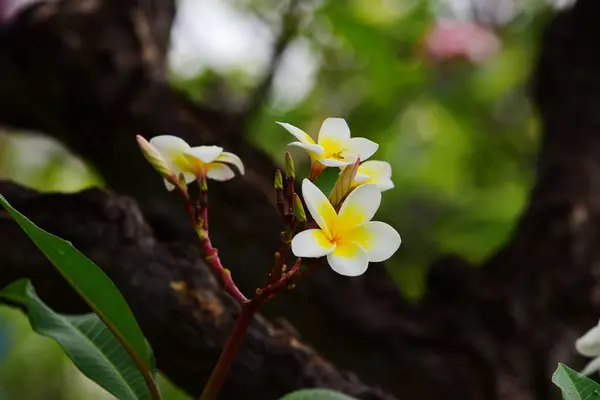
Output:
[0,0,575,398]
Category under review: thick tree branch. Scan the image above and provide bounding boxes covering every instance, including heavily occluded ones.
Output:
[0,180,395,400]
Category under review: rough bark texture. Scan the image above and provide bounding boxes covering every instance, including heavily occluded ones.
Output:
[0,180,395,400]
[0,0,599,399]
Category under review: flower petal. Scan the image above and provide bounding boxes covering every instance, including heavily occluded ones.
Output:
[184,145,224,164]
[207,163,236,181]
[277,122,315,145]
[576,321,600,357]
[581,357,600,376]
[288,142,325,156]
[337,183,382,233]
[359,160,391,180]
[320,155,357,167]
[163,172,195,190]
[149,135,191,157]
[216,151,245,174]
[377,179,395,192]
[345,221,401,262]
[149,135,191,173]
[352,171,371,184]
[343,137,379,162]
[301,179,337,238]
[326,241,369,276]
[318,118,350,144]
[291,229,336,258]
[164,179,175,191]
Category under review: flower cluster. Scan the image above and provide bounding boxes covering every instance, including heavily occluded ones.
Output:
[137,117,400,282]
[278,117,400,275]
[136,135,244,190]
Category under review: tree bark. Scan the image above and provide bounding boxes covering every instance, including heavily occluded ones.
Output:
[1,0,599,399]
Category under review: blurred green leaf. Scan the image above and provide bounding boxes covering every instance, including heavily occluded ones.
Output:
[552,363,600,400]
[279,388,357,400]
[0,280,152,400]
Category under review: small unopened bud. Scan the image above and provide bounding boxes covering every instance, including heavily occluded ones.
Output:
[199,177,208,192]
[285,152,295,179]
[274,170,283,190]
[292,193,306,222]
[136,135,172,177]
[178,173,187,188]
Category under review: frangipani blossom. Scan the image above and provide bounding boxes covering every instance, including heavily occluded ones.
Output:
[277,118,378,179]
[137,135,244,191]
[346,160,394,192]
[576,319,600,375]
[291,179,401,276]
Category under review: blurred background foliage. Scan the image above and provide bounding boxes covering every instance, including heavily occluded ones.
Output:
[0,0,572,398]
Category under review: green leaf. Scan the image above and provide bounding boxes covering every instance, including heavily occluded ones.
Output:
[0,194,159,398]
[278,389,358,400]
[0,194,149,366]
[1,280,152,400]
[552,363,600,400]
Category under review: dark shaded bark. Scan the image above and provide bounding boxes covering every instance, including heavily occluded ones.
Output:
[0,180,396,400]
[1,0,600,399]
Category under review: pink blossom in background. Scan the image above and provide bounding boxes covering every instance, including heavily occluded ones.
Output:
[423,20,502,64]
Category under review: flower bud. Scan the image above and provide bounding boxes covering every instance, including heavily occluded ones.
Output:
[136,135,172,177]
[274,169,283,190]
[285,152,295,179]
[199,177,208,192]
[178,173,187,188]
[329,158,360,207]
[292,193,306,222]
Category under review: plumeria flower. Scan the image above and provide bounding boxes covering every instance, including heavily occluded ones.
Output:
[136,135,244,190]
[345,160,394,192]
[277,118,378,179]
[291,179,401,276]
[575,319,600,375]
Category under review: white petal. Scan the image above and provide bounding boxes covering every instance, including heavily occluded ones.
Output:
[184,145,224,163]
[576,322,600,357]
[337,184,382,232]
[318,118,350,143]
[377,179,395,192]
[164,179,175,191]
[149,135,191,157]
[343,137,379,162]
[149,135,192,173]
[207,163,236,181]
[320,156,356,167]
[345,221,401,262]
[216,152,245,174]
[291,229,336,258]
[326,241,369,276]
[359,160,392,179]
[581,357,600,376]
[288,142,325,156]
[352,171,371,184]
[277,122,315,145]
[301,179,337,238]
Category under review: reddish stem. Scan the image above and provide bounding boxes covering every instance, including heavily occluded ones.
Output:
[199,300,259,400]
[178,179,248,304]
[196,227,248,304]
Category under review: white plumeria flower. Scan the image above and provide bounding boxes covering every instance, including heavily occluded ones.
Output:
[141,135,244,190]
[291,179,401,276]
[277,118,378,178]
[576,319,600,375]
[345,160,394,192]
